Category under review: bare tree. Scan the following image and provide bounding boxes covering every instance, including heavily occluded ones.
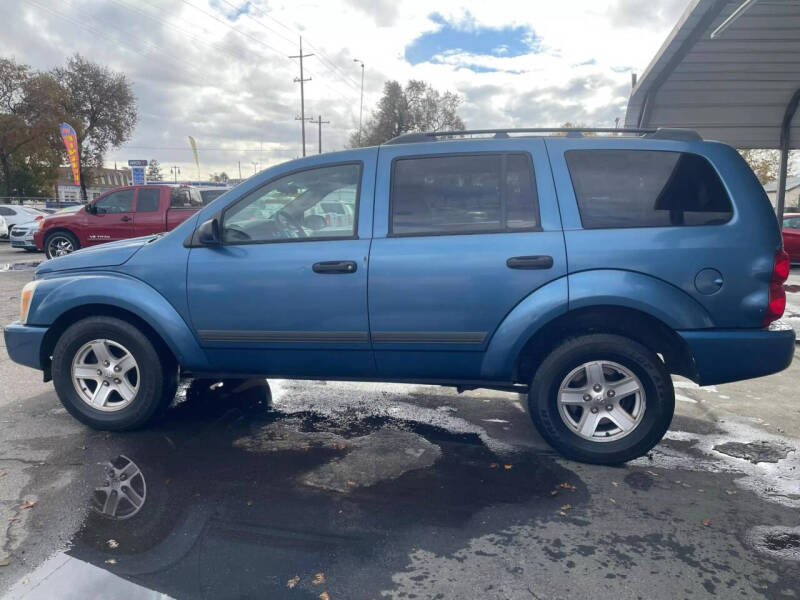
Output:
[52,55,137,200]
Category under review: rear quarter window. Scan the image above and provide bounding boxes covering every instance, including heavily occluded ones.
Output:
[565,149,733,229]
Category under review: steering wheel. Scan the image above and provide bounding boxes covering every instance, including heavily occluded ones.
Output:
[275,211,307,238]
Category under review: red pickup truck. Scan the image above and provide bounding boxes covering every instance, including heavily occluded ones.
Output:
[36,185,204,259]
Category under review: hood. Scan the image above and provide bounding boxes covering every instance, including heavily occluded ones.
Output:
[36,236,154,275]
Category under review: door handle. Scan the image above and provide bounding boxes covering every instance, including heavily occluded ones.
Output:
[506,255,554,270]
[120,215,132,222]
[312,260,358,274]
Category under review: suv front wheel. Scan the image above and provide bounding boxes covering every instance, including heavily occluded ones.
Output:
[52,317,178,430]
[528,334,675,465]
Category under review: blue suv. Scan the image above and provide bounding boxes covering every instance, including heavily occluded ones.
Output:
[4,128,795,464]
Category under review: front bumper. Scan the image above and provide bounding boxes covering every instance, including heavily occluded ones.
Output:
[10,234,36,248]
[678,323,796,386]
[3,321,47,371]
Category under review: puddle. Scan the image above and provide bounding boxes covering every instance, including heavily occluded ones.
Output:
[714,440,796,464]
[5,378,582,600]
[747,525,800,562]
[0,261,40,272]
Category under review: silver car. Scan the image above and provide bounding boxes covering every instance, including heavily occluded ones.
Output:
[9,220,40,251]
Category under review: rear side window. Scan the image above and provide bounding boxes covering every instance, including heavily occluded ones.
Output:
[565,150,733,229]
[390,153,539,236]
[136,188,160,212]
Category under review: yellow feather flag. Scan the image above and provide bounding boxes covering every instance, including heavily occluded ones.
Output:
[188,136,200,180]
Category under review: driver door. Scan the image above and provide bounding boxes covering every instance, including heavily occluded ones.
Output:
[88,188,135,244]
[186,153,377,378]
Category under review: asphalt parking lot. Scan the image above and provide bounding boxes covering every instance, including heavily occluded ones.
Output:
[1,243,799,600]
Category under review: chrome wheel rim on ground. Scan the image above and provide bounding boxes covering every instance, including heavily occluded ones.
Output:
[557,360,646,442]
[71,339,140,411]
[93,455,147,519]
[48,236,74,257]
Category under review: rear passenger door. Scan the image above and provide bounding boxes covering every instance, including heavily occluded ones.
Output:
[132,187,164,237]
[368,139,567,380]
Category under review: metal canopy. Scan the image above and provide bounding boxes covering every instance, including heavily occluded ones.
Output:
[625,0,800,217]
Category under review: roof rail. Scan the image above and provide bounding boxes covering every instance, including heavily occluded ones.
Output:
[384,127,702,144]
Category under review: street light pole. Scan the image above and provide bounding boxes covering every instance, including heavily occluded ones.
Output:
[353,59,364,146]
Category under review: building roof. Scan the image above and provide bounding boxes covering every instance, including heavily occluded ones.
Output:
[625,0,800,149]
[57,167,130,188]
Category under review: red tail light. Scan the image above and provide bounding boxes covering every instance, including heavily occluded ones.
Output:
[34,215,43,221]
[762,249,790,326]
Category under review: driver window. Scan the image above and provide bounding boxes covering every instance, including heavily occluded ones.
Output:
[222,163,360,244]
[95,189,134,214]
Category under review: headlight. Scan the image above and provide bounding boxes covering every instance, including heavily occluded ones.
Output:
[20,280,40,324]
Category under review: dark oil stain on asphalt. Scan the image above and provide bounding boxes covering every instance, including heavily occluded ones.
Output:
[64,380,587,599]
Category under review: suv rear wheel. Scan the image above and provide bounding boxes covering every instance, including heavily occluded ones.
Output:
[45,231,80,259]
[528,334,674,465]
[52,317,178,430]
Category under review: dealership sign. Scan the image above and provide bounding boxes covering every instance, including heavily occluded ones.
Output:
[128,159,148,185]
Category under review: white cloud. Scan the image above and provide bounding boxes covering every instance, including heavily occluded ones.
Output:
[0,0,691,178]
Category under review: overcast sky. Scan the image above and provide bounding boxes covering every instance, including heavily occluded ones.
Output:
[0,0,690,179]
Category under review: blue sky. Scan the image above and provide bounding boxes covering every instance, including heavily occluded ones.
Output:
[405,12,540,68]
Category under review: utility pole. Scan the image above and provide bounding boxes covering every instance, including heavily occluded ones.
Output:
[252,161,259,175]
[238,161,242,180]
[316,115,330,154]
[353,59,364,146]
[290,37,314,157]
[170,166,180,183]
[295,115,313,152]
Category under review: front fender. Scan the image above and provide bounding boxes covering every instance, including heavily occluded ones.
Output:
[568,270,714,330]
[480,277,568,380]
[29,273,209,370]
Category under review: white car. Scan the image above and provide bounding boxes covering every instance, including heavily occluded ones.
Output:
[0,215,7,239]
[0,205,48,231]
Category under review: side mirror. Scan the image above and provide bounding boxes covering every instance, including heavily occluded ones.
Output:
[197,218,221,245]
[86,203,96,214]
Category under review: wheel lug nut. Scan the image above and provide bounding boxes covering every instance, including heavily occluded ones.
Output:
[103,361,110,367]
[113,366,120,372]
[113,378,121,384]
[590,407,599,414]
[592,384,602,392]
[583,394,591,402]
[606,404,613,411]
[96,369,102,375]
[607,390,615,397]
[102,381,110,387]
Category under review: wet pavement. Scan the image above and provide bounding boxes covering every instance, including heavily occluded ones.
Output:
[1,252,800,599]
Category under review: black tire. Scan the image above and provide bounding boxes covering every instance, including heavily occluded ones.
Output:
[44,230,80,259]
[528,334,674,465]
[52,316,178,431]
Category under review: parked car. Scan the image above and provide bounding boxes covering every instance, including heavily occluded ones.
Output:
[9,220,41,251]
[0,215,6,239]
[0,205,47,239]
[4,128,795,464]
[196,186,230,204]
[782,212,800,263]
[34,185,203,259]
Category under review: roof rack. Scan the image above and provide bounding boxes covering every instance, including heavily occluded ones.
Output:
[383,127,702,145]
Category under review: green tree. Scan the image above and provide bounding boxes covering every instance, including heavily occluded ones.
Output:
[350,80,465,147]
[52,55,137,200]
[209,171,229,183]
[146,159,162,181]
[0,58,62,197]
